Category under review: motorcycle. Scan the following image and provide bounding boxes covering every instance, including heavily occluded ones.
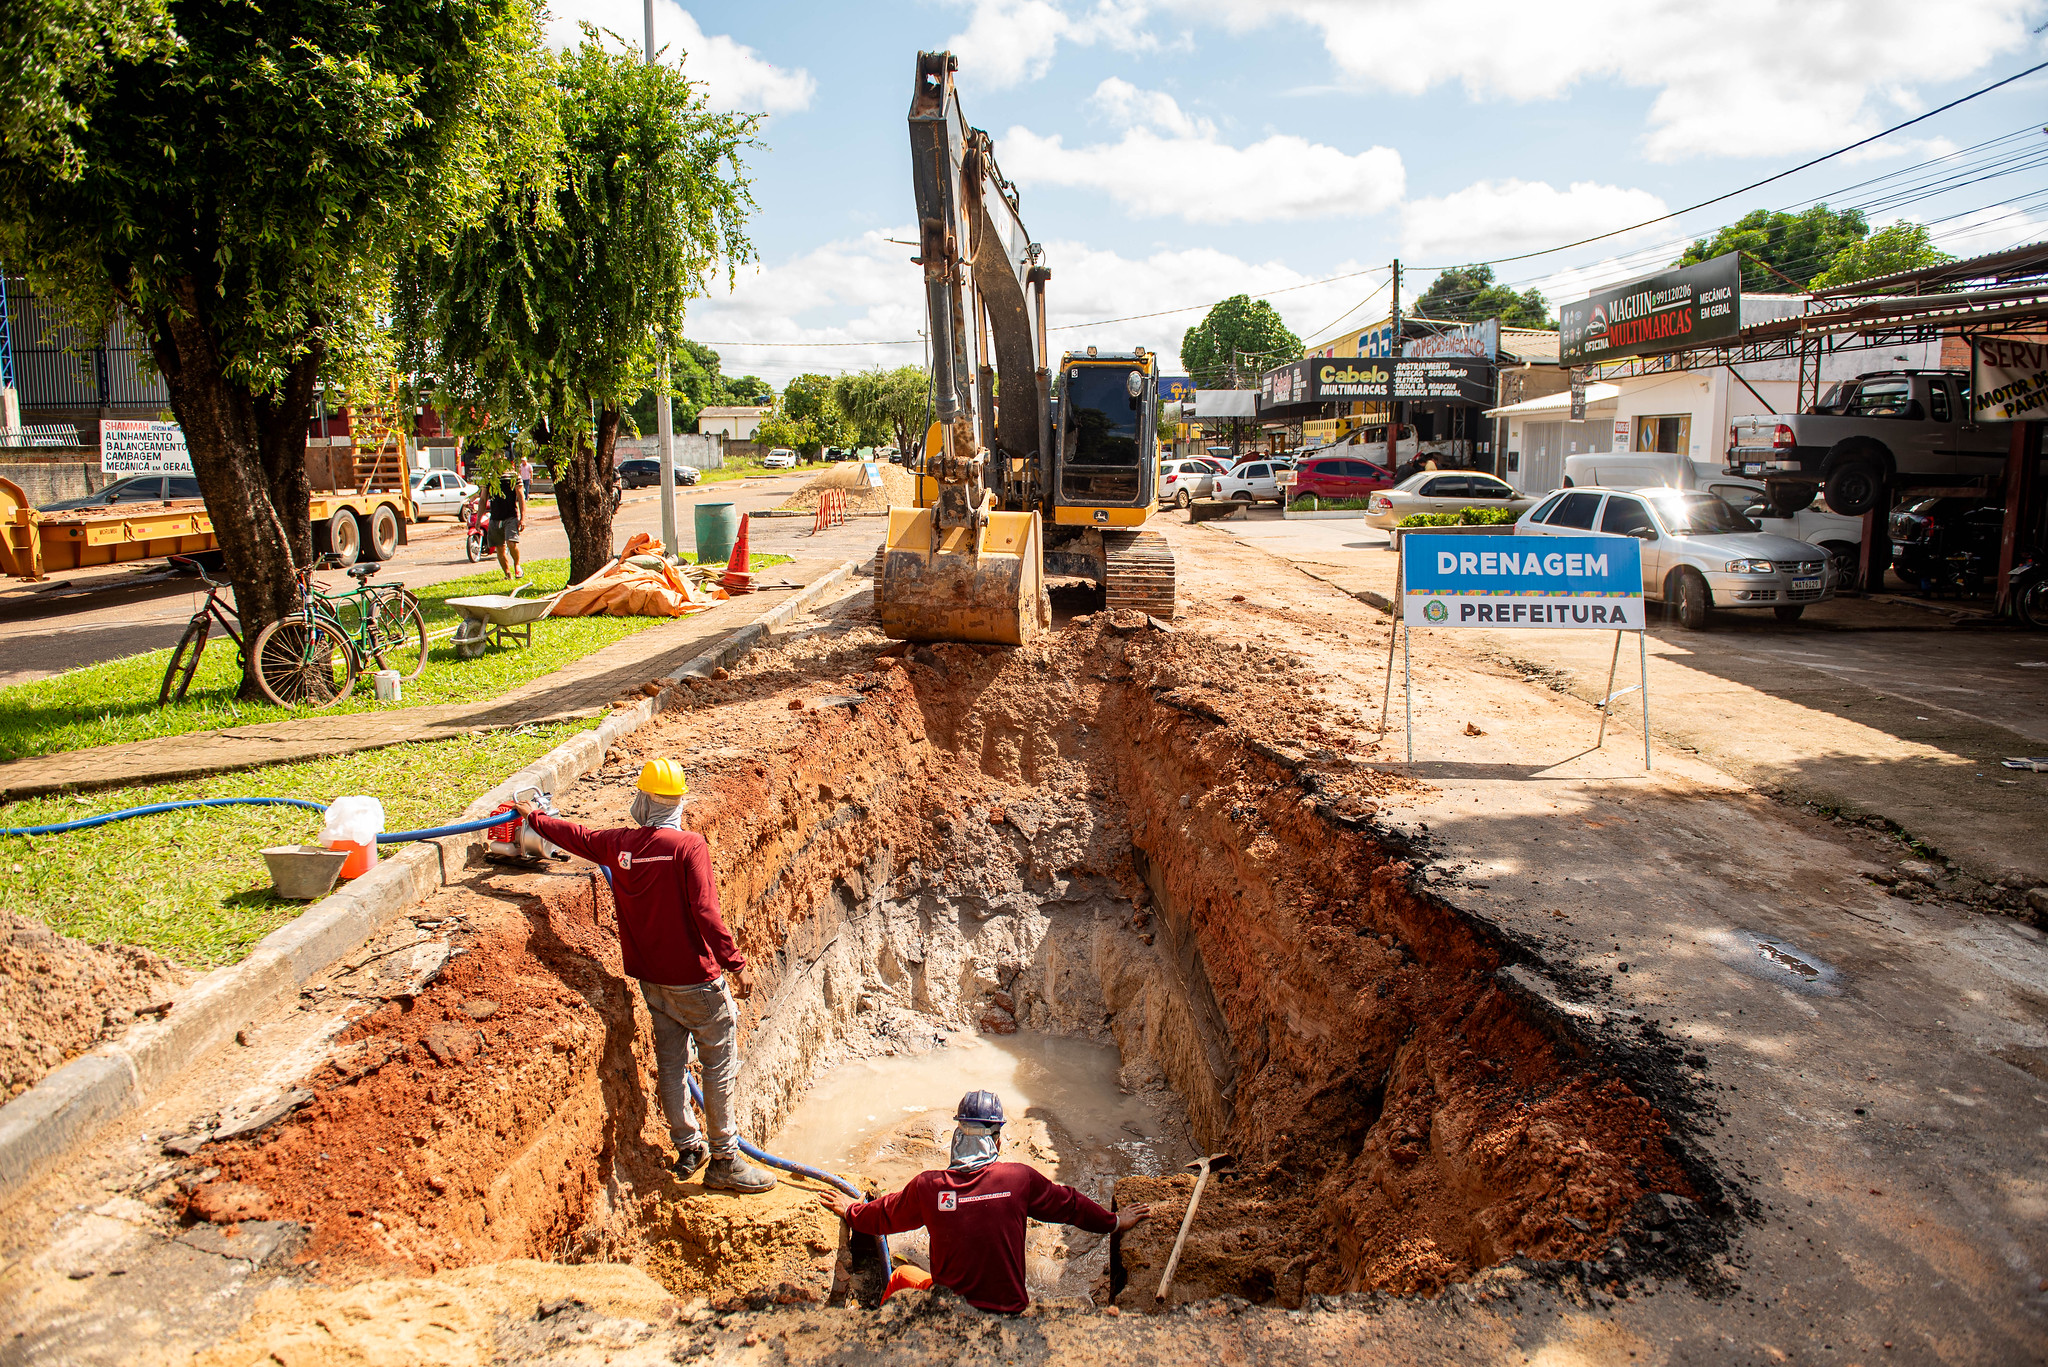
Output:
[462,495,487,563]
[2010,556,2047,628]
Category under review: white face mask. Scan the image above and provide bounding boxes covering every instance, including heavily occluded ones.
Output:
[949,1122,1002,1172]
[629,791,683,830]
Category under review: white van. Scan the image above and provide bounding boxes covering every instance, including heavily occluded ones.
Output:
[1562,451,1698,492]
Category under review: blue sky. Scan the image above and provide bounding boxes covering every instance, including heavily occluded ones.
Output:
[543,0,2048,385]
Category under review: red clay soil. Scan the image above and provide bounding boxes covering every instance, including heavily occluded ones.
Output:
[0,912,186,1100]
[169,613,1708,1308]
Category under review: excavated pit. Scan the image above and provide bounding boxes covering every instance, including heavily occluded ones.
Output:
[170,610,1725,1314]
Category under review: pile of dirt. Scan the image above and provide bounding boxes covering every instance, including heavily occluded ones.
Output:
[780,461,917,514]
[0,912,187,1101]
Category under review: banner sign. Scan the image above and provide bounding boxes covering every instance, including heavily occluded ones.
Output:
[1156,376,1197,403]
[1261,357,1494,409]
[1402,533,1644,630]
[1404,318,1499,360]
[1559,252,1741,365]
[100,420,193,474]
[1970,336,2048,422]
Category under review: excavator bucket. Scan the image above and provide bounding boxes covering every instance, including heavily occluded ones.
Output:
[875,506,1050,646]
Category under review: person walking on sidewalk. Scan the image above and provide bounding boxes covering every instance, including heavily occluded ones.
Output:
[513,761,777,1193]
[487,464,527,580]
[817,1090,1152,1312]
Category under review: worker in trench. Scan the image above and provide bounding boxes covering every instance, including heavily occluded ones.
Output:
[817,1091,1154,1314]
[512,760,777,1193]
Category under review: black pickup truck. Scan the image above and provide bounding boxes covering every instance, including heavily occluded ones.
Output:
[1725,369,2014,516]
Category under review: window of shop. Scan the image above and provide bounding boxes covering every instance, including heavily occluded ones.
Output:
[1632,414,1691,454]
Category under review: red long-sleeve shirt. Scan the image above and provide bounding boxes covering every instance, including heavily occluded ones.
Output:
[527,812,745,987]
[845,1162,1117,1314]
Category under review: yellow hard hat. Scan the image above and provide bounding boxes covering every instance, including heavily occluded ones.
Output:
[636,758,688,799]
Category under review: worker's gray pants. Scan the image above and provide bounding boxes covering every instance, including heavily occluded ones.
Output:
[640,977,740,1158]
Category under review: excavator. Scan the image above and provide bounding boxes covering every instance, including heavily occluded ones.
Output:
[874,51,1177,646]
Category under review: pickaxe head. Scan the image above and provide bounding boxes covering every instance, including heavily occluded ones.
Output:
[1184,1152,1234,1176]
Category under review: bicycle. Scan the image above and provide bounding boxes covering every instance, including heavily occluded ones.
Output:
[247,556,427,709]
[159,557,247,705]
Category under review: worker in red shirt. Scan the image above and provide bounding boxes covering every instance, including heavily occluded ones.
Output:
[816,1090,1152,1313]
[513,760,776,1193]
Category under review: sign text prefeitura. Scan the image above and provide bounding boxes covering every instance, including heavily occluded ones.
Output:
[1402,533,1645,630]
[1559,252,1741,365]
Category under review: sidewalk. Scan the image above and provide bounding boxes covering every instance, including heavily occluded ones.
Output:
[0,558,848,798]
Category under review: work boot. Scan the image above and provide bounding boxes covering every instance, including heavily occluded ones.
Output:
[671,1140,710,1183]
[704,1152,778,1193]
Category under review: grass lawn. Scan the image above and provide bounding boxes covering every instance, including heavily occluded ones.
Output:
[0,552,791,763]
[0,722,594,965]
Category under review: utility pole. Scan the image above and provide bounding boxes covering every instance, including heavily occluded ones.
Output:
[646,0,678,558]
[1386,257,1401,471]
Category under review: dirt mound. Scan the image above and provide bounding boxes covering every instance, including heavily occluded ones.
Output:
[781,461,917,513]
[0,912,187,1102]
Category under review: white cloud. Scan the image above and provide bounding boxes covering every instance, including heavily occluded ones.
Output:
[1923,201,2048,258]
[1190,0,2039,162]
[543,2,815,114]
[685,228,1372,383]
[946,0,1165,89]
[999,82,1403,223]
[1402,179,1669,264]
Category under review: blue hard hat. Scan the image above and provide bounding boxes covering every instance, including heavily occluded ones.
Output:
[954,1090,1005,1125]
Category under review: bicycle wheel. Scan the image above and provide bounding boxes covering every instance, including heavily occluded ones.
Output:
[159,614,212,706]
[372,594,429,679]
[251,615,357,708]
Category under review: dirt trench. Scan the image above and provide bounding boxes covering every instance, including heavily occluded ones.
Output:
[166,609,1722,1315]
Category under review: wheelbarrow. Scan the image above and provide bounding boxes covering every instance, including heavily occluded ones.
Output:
[445,585,564,660]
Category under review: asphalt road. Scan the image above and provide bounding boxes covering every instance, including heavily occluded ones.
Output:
[0,472,885,686]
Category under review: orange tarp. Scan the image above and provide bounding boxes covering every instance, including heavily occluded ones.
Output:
[548,534,721,618]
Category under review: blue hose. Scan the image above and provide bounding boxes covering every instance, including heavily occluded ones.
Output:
[0,796,329,837]
[684,1071,892,1277]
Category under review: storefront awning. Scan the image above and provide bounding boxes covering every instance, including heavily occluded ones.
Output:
[1484,383,1619,418]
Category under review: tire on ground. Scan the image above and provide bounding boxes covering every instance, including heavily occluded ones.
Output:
[364,504,402,561]
[322,508,361,566]
[1818,539,1862,593]
[1670,566,1712,630]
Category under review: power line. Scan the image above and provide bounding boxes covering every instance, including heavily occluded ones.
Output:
[1412,58,2048,272]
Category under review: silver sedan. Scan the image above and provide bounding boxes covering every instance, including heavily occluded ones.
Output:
[1363,470,1537,529]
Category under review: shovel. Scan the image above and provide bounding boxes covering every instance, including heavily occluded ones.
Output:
[1154,1152,1233,1305]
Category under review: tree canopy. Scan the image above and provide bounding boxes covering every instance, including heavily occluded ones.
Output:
[1,0,174,180]
[756,371,847,458]
[1410,265,1551,328]
[1180,295,1303,387]
[1676,204,1870,292]
[626,342,770,435]
[1807,221,1953,291]
[398,28,758,579]
[0,0,552,690]
[832,366,928,454]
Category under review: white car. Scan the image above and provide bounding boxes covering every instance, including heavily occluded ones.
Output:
[763,448,797,470]
[410,468,477,520]
[1362,470,1536,530]
[1516,486,1832,628]
[1213,460,1285,505]
[1158,459,1217,509]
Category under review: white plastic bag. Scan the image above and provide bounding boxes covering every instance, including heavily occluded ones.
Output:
[321,795,386,847]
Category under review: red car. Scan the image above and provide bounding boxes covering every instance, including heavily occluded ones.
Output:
[1290,453,1394,501]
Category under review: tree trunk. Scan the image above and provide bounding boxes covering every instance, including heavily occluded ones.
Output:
[139,279,315,699]
[557,404,619,583]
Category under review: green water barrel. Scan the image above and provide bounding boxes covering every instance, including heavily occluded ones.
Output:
[693,502,739,568]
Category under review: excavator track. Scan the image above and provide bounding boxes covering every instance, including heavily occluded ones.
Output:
[1102,529,1176,619]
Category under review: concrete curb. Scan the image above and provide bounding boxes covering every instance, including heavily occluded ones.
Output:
[0,558,861,1208]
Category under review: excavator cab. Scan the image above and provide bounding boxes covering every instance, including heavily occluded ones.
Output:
[1051,351,1159,528]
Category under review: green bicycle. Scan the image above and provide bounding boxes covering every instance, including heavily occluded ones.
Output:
[246,556,428,708]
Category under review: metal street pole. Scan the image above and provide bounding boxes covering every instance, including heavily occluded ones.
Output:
[1385,257,1401,471]
[646,0,678,558]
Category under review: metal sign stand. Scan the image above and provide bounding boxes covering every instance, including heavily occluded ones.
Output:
[1591,629,1653,771]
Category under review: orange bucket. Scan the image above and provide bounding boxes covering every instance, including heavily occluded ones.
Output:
[328,839,379,879]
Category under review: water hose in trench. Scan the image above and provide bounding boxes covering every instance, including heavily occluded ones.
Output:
[0,796,518,842]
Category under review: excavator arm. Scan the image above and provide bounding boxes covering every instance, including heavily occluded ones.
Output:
[877,51,1053,644]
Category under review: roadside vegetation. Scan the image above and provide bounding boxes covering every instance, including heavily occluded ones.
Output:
[0,723,595,965]
[0,552,788,762]
[1285,496,1375,511]
[1398,507,1520,527]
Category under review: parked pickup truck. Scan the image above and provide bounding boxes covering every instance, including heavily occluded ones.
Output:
[1725,369,2011,517]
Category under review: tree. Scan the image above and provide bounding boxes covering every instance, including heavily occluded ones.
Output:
[1411,266,1551,328]
[0,0,549,695]
[1808,222,1953,291]
[1676,204,1869,292]
[400,30,758,581]
[758,372,845,460]
[1180,295,1302,388]
[832,366,928,454]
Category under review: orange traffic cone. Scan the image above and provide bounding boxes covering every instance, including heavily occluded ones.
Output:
[720,513,754,593]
